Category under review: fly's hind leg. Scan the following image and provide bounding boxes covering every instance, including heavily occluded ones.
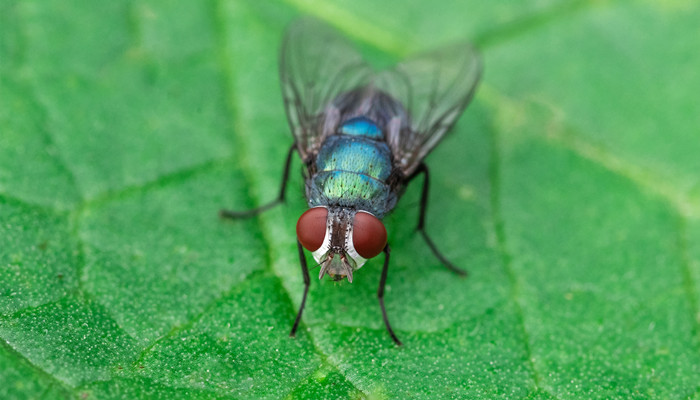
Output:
[219,143,296,219]
[408,163,467,277]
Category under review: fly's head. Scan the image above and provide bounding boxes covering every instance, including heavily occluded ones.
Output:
[296,206,387,282]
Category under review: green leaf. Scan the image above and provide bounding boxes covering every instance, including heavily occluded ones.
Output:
[2,0,699,399]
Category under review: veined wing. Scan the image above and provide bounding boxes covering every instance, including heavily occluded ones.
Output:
[374,43,482,176]
[280,18,373,161]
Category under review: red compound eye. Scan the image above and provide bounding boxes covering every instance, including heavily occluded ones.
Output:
[352,211,387,259]
[297,207,328,252]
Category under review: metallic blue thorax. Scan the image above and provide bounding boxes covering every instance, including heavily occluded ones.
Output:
[307,117,396,218]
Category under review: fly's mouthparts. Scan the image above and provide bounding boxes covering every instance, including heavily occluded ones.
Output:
[318,252,330,280]
[318,262,329,280]
[318,253,354,282]
[340,254,354,282]
[341,262,354,283]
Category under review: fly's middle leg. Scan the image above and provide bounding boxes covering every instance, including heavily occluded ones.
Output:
[219,143,296,219]
[290,239,311,338]
[378,244,402,345]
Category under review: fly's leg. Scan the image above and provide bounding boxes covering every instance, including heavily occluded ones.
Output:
[409,163,467,276]
[290,240,310,337]
[378,245,402,346]
[219,143,296,219]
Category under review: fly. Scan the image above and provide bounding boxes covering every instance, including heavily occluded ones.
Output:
[220,19,482,345]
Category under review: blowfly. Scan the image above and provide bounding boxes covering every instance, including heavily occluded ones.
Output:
[221,19,482,345]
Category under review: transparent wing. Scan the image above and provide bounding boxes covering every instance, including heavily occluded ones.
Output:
[374,43,482,176]
[280,18,373,161]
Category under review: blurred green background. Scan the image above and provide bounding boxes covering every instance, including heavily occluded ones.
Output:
[2,0,700,399]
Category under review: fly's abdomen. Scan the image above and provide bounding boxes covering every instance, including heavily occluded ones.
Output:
[307,118,396,217]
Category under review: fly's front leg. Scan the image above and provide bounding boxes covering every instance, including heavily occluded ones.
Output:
[219,143,296,219]
[290,240,311,337]
[378,245,402,346]
[409,163,467,276]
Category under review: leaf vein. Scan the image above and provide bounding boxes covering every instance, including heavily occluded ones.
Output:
[128,269,267,366]
[0,193,62,214]
[489,102,545,395]
[678,218,700,348]
[0,337,75,392]
[481,85,700,219]
[78,156,233,213]
[21,82,84,205]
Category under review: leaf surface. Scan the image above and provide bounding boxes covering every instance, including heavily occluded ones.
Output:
[2,0,699,399]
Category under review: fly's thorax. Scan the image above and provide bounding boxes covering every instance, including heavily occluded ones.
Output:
[296,206,387,283]
[338,116,384,139]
